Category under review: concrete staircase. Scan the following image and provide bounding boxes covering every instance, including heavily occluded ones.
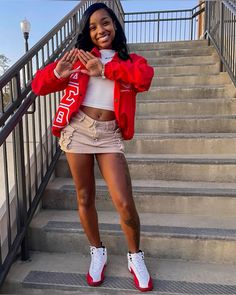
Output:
[2,40,236,295]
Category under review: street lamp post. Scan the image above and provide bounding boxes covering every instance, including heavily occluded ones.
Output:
[18,18,31,262]
[20,18,31,52]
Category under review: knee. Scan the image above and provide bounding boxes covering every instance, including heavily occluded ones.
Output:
[76,188,94,209]
[117,200,137,218]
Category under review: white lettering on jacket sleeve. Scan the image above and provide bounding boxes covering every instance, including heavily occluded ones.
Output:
[53,81,79,129]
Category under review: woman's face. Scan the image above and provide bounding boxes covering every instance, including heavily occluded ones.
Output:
[89,9,116,49]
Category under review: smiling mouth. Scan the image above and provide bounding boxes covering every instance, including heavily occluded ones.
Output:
[97,34,110,42]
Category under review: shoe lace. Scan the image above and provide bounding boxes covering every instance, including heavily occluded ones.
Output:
[91,247,105,271]
[133,252,148,276]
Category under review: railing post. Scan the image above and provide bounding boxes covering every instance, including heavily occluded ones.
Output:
[13,75,29,261]
[111,0,115,11]
[157,12,160,42]
[219,1,224,72]
[73,9,78,35]
[15,122,30,261]
[204,0,208,39]
[191,9,194,40]
[207,0,211,46]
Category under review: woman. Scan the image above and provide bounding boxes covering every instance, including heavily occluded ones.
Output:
[32,3,154,292]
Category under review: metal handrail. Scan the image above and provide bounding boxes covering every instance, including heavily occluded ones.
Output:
[124,2,205,43]
[205,0,236,86]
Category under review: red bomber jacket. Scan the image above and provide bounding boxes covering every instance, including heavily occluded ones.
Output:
[31,47,154,140]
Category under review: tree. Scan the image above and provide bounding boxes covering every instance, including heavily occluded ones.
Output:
[0,54,10,76]
[0,54,11,107]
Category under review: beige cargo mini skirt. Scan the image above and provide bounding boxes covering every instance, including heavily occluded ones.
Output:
[59,109,125,154]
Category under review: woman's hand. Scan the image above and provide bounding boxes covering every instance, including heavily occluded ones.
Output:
[55,48,80,78]
[77,50,103,77]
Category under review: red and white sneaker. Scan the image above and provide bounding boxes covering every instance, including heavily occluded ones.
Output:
[128,251,153,292]
[87,246,107,286]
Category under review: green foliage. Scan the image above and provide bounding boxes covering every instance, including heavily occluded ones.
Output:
[0,54,11,108]
[0,54,10,76]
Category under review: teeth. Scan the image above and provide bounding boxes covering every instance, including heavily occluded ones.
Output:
[99,35,109,41]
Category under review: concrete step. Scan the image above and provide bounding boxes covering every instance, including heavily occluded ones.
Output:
[138,85,235,100]
[148,54,218,66]
[154,63,221,75]
[151,73,231,87]
[3,251,236,294]
[129,40,209,50]
[27,209,236,263]
[136,98,236,116]
[138,46,215,58]
[135,115,236,133]
[55,154,236,182]
[125,133,236,154]
[42,177,236,216]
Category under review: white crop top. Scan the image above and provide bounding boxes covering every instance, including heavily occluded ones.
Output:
[81,49,115,111]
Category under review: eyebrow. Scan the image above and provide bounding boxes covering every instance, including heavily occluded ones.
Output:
[89,16,111,25]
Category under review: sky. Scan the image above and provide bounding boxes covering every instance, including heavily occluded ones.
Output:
[0,0,198,67]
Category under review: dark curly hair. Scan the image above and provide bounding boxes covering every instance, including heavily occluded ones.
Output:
[75,3,130,60]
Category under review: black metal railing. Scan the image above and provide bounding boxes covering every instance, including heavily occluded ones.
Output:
[0,0,123,286]
[205,0,236,86]
[124,1,205,43]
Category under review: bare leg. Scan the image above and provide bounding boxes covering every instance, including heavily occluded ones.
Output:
[96,153,140,253]
[66,153,101,247]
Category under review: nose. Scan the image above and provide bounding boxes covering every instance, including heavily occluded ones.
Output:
[97,25,106,35]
